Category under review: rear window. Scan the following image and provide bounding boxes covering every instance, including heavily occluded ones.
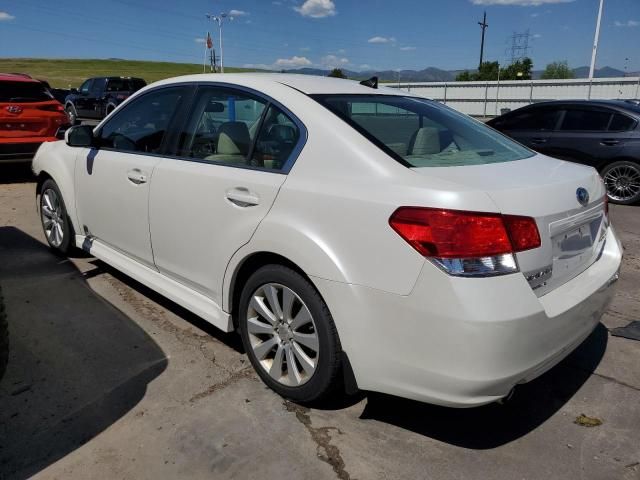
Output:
[0,81,53,102]
[312,95,533,167]
[106,78,146,92]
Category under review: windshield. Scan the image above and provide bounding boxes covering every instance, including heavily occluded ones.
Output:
[312,94,534,167]
[0,81,53,103]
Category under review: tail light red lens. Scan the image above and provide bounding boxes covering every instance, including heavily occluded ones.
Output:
[389,207,541,259]
[502,215,541,252]
[38,103,65,112]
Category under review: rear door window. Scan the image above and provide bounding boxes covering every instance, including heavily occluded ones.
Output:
[559,109,612,131]
[176,87,267,166]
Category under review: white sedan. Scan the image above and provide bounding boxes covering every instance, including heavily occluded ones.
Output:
[32,74,622,407]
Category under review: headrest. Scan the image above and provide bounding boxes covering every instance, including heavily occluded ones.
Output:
[409,127,441,155]
[217,121,250,155]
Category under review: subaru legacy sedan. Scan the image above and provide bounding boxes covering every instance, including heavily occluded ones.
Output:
[31,74,622,407]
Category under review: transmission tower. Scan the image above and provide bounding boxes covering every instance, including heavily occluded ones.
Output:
[506,30,532,64]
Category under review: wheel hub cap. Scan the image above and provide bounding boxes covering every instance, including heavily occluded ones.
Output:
[604,165,640,202]
[246,283,319,387]
[41,189,64,247]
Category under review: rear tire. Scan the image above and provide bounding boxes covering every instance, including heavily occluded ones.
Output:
[39,179,74,255]
[601,160,640,205]
[238,265,342,403]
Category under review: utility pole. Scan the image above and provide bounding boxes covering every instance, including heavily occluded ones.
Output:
[588,0,604,99]
[206,12,232,73]
[478,11,488,70]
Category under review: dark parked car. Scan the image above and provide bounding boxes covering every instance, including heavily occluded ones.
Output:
[488,100,640,204]
[64,76,146,124]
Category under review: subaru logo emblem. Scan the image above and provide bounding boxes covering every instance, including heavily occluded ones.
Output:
[576,187,589,206]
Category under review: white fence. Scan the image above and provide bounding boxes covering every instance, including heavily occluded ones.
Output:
[386,77,640,117]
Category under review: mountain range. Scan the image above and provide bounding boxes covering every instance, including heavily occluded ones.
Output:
[285,66,639,82]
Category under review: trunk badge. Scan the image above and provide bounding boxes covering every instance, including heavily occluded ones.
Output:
[6,105,23,114]
[576,187,589,207]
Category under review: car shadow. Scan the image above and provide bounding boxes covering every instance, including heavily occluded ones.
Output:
[359,323,608,449]
[0,163,35,184]
[0,227,168,479]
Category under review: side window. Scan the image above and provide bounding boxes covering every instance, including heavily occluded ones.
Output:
[79,79,93,95]
[96,87,185,154]
[90,78,106,95]
[501,109,560,131]
[176,87,267,165]
[250,105,301,171]
[609,113,637,132]
[559,109,612,131]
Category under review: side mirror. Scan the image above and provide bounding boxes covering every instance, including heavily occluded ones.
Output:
[65,125,95,147]
[70,88,79,94]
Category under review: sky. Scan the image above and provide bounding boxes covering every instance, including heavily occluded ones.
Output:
[1,0,639,73]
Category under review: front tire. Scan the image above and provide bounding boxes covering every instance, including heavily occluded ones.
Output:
[238,265,342,403]
[39,179,74,255]
[601,160,640,205]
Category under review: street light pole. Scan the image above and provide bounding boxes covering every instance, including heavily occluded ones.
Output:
[588,0,604,99]
[206,12,232,73]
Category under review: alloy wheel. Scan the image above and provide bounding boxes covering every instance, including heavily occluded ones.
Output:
[604,164,640,202]
[246,283,319,387]
[41,188,65,247]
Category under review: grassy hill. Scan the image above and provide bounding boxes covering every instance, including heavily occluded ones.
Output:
[0,58,260,88]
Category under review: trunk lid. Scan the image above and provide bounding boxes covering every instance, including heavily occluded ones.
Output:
[0,101,67,139]
[413,154,608,296]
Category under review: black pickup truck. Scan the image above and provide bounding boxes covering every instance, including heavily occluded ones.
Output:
[64,76,146,124]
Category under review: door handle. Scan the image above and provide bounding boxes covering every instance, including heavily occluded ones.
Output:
[127,169,148,185]
[225,187,260,207]
[601,139,620,146]
[531,138,547,144]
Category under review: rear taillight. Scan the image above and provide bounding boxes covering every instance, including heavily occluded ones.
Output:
[38,103,65,112]
[389,207,541,277]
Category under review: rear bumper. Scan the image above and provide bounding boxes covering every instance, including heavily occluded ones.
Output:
[0,138,56,163]
[312,226,623,407]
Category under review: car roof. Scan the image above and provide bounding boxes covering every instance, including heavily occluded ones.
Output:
[0,73,39,83]
[150,73,406,96]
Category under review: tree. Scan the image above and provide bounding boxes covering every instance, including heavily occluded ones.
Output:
[328,68,346,79]
[456,70,473,81]
[500,57,533,80]
[455,61,500,81]
[541,61,574,79]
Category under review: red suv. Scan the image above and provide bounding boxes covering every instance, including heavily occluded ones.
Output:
[1,73,70,163]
